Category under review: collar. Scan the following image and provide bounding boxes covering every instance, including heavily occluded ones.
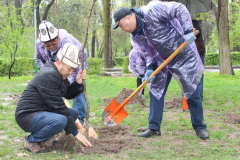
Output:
[131,7,145,37]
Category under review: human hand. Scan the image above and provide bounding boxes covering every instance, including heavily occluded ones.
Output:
[184,32,196,44]
[142,70,155,83]
[76,69,86,84]
[75,132,92,147]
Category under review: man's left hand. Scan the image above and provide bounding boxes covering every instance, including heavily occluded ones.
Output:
[76,69,86,84]
[185,32,196,44]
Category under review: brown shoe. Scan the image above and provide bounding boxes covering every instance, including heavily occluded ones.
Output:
[40,136,57,148]
[24,137,49,153]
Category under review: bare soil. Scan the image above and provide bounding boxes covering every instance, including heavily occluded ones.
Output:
[77,126,140,154]
[50,126,140,154]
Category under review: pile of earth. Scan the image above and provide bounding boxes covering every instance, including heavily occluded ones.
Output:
[224,113,240,124]
[50,126,141,154]
[164,98,183,109]
[103,88,147,107]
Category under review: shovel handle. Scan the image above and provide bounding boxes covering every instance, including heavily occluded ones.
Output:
[63,99,86,133]
[127,29,199,101]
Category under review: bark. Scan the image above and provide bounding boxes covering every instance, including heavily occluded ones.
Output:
[103,0,113,68]
[217,0,234,75]
[42,0,55,20]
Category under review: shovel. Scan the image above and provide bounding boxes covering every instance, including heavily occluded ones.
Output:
[64,99,98,139]
[102,30,199,126]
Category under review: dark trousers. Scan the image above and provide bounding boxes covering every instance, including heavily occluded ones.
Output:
[148,72,206,132]
[137,77,144,95]
[27,108,78,143]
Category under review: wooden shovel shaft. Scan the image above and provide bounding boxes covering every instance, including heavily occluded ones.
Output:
[127,30,199,101]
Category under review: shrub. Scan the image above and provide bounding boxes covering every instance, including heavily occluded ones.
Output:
[205,52,240,65]
[115,57,124,66]
[86,58,104,75]
[0,57,35,77]
[122,56,131,73]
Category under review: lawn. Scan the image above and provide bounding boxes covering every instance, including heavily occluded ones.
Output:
[0,71,239,159]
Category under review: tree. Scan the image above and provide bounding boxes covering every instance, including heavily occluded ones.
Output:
[103,0,113,68]
[131,0,136,7]
[15,0,24,33]
[217,0,234,75]
[0,3,33,79]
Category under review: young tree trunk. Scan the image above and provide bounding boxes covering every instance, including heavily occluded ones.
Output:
[80,0,97,136]
[218,0,234,75]
[42,0,55,20]
[103,0,113,68]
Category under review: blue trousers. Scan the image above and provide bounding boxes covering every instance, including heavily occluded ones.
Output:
[27,108,78,143]
[149,72,206,132]
[72,93,86,124]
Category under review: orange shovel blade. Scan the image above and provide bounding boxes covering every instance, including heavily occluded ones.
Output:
[103,99,128,126]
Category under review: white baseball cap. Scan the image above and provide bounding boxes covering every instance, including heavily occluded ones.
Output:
[57,43,80,69]
[39,21,58,42]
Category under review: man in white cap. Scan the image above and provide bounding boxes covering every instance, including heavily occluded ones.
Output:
[16,43,92,153]
[35,20,87,125]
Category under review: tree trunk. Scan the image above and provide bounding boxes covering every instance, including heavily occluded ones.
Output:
[103,0,113,68]
[36,0,42,29]
[91,29,96,57]
[42,0,55,20]
[131,0,136,7]
[218,0,234,75]
[15,0,24,33]
[91,7,97,58]
[96,34,99,52]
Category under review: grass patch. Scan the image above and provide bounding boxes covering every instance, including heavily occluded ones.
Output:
[0,71,239,159]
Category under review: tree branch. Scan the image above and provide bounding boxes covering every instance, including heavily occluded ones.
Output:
[42,0,55,20]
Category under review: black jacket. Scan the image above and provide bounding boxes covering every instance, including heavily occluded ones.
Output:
[192,20,206,55]
[15,59,81,134]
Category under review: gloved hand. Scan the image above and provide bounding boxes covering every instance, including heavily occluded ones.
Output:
[184,32,196,44]
[142,70,155,83]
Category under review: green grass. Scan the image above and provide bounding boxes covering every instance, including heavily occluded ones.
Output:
[0,71,240,159]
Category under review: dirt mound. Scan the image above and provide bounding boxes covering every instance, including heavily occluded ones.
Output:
[49,131,76,151]
[103,88,145,106]
[2,94,21,101]
[77,126,139,154]
[99,73,110,77]
[225,113,240,124]
[165,98,182,109]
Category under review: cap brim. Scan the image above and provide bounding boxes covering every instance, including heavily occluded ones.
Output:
[112,21,119,29]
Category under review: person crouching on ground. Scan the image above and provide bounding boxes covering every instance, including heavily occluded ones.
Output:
[15,43,92,154]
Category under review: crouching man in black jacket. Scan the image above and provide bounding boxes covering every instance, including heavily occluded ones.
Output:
[15,43,92,153]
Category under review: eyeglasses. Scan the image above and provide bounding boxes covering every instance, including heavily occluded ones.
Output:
[45,42,58,48]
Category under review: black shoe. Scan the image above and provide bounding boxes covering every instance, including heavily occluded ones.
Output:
[196,129,209,140]
[138,129,161,138]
